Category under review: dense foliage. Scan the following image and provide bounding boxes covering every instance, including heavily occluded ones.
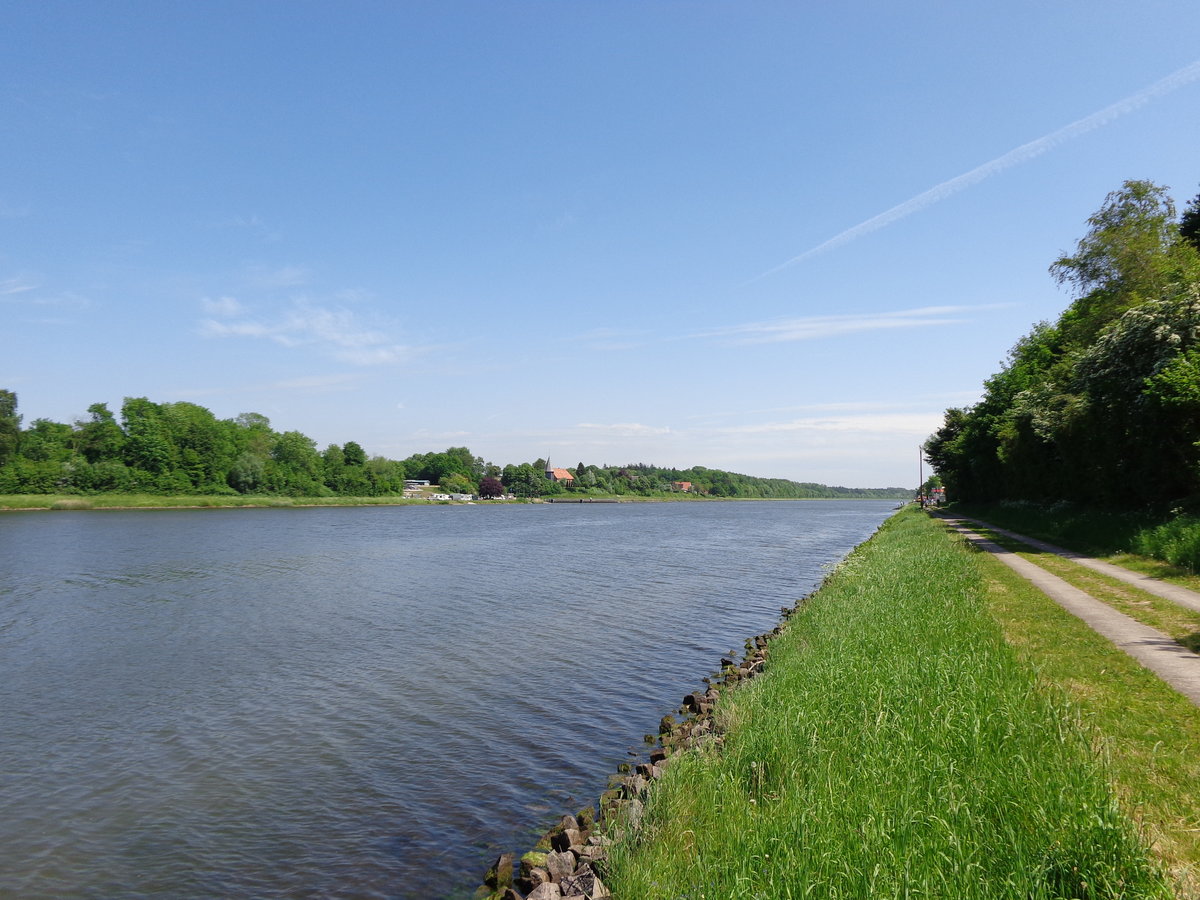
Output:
[926,180,1200,508]
[0,394,909,500]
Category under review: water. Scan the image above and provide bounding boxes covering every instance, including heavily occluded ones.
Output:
[0,500,895,898]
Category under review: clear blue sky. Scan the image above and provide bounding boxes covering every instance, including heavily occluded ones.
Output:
[4,2,1199,487]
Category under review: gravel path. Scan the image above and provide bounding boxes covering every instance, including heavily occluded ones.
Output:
[940,517,1200,707]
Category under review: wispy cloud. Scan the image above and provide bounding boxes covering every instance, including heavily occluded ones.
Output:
[0,277,37,296]
[576,422,673,437]
[174,372,364,400]
[567,326,652,351]
[695,305,991,344]
[201,295,246,317]
[755,58,1200,279]
[0,276,90,310]
[270,373,363,391]
[197,297,414,366]
[685,398,944,422]
[217,214,282,243]
[715,412,939,436]
[245,264,309,290]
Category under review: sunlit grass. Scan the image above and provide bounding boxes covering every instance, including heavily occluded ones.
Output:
[953,523,1200,651]
[953,501,1200,579]
[970,530,1200,897]
[604,509,1169,899]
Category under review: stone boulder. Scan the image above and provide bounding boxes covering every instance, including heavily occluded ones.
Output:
[545,849,576,883]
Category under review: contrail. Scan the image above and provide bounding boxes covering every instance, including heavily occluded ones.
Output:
[753,58,1200,281]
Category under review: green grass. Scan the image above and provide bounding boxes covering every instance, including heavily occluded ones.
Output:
[603,508,1169,899]
[0,492,892,511]
[967,524,1200,896]
[949,521,1200,653]
[952,501,1200,575]
[1132,517,1200,573]
[952,501,1155,559]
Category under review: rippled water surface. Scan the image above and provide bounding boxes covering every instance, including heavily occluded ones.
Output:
[0,500,896,898]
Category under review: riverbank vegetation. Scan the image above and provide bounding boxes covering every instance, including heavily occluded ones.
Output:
[926,180,1200,515]
[948,499,1200,578]
[923,179,1200,573]
[602,507,1194,897]
[0,393,908,504]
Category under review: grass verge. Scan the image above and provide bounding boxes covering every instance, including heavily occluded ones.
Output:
[953,501,1200,577]
[949,521,1200,654]
[603,507,1171,899]
[966,522,1200,896]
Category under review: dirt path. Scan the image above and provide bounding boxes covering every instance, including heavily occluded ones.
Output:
[940,517,1200,707]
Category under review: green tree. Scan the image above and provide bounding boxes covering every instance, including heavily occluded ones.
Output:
[121,397,176,480]
[20,418,74,463]
[0,390,20,467]
[343,440,367,467]
[321,443,372,495]
[160,401,236,490]
[75,403,125,464]
[439,472,475,494]
[928,181,1200,507]
[227,451,266,493]
[1181,188,1200,251]
[1051,180,1200,345]
[502,462,545,498]
[268,430,326,496]
[364,456,406,494]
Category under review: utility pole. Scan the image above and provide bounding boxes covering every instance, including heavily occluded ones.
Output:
[918,444,925,508]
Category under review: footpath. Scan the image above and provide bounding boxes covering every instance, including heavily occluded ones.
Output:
[939,516,1200,707]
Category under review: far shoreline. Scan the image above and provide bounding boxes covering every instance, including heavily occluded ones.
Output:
[0,493,911,512]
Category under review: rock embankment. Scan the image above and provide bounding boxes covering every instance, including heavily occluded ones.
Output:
[477,602,799,899]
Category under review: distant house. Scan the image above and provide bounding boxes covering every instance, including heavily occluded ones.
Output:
[672,481,693,492]
[544,458,576,486]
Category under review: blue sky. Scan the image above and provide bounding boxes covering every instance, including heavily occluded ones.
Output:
[4,2,1199,488]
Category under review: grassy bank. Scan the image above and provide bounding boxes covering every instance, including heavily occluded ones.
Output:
[0,493,892,511]
[602,507,1173,898]
[951,518,1200,654]
[971,526,1200,895]
[952,501,1200,574]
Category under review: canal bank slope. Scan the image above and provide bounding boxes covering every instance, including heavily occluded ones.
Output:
[575,506,1186,899]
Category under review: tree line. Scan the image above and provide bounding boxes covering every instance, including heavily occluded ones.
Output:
[925,180,1200,508]
[0,393,908,500]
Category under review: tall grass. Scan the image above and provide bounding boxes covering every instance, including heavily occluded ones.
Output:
[952,500,1154,558]
[1131,516,1200,572]
[603,508,1167,899]
[954,500,1200,573]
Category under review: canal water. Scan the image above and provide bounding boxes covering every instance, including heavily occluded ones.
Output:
[0,500,896,898]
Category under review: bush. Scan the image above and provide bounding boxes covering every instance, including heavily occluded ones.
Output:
[1132,515,1200,571]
